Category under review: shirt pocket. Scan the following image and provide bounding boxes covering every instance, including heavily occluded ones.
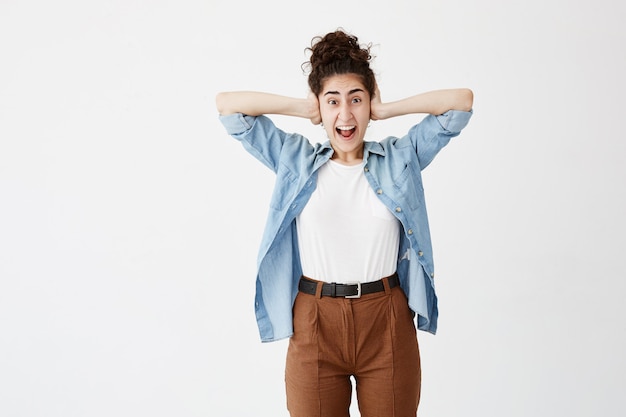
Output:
[269,162,298,210]
[391,162,424,210]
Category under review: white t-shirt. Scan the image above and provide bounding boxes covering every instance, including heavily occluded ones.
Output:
[296,160,401,283]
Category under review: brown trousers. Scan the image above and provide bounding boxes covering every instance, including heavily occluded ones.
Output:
[285,276,421,417]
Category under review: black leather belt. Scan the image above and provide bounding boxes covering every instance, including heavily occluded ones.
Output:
[298,273,399,298]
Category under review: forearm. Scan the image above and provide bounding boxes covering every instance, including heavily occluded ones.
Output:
[375,88,473,119]
[215,91,315,119]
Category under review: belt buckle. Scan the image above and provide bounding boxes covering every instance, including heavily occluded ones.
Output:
[345,282,361,298]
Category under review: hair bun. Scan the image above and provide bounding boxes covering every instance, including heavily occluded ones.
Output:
[303,29,376,98]
[308,30,371,69]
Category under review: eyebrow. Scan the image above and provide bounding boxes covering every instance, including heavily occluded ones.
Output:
[323,88,365,96]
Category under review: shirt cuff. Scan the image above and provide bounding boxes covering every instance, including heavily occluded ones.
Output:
[435,109,473,134]
[218,113,256,135]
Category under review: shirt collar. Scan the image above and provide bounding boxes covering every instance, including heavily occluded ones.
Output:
[364,141,385,157]
[316,140,385,159]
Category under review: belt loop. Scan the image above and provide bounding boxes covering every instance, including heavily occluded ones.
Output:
[315,281,323,299]
[330,282,336,298]
[382,276,391,295]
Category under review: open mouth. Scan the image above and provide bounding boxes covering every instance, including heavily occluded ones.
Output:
[336,125,356,139]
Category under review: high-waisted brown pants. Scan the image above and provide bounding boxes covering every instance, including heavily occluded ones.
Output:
[285,276,421,417]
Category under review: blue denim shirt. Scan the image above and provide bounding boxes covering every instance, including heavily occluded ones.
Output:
[220,110,472,342]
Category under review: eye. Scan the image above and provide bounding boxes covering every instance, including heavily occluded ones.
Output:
[328,99,338,105]
[352,97,362,104]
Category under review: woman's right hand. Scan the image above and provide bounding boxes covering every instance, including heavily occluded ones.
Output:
[306,92,322,125]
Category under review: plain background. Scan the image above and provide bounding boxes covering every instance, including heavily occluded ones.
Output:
[1,0,625,416]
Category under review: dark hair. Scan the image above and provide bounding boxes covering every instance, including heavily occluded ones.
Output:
[303,29,376,98]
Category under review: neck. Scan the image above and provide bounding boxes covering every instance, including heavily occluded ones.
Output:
[331,153,363,166]
[330,145,364,165]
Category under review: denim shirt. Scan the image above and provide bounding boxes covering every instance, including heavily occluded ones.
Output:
[219,110,473,342]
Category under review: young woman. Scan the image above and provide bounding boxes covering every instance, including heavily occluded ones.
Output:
[216,29,473,417]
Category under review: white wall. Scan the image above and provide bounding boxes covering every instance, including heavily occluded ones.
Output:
[1,1,625,416]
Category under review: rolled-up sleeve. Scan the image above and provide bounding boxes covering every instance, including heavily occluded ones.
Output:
[412,109,473,169]
[435,109,473,134]
[218,113,303,173]
[219,113,256,135]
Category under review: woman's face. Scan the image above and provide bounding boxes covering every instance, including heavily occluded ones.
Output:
[319,73,371,165]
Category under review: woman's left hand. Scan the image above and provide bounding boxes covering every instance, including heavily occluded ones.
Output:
[370,85,385,121]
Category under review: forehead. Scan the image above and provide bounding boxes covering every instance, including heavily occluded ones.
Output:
[321,73,367,95]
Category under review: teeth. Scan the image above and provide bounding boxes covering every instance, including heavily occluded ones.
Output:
[337,126,355,130]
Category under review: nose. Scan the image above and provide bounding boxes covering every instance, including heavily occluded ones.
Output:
[337,102,351,122]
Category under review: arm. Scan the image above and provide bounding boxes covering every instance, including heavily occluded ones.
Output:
[215,91,321,124]
[370,88,473,120]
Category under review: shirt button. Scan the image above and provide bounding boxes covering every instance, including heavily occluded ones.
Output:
[377,189,383,194]
[430,273,435,278]
[364,167,369,172]
[408,229,413,235]
[418,250,423,256]
[395,207,402,212]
